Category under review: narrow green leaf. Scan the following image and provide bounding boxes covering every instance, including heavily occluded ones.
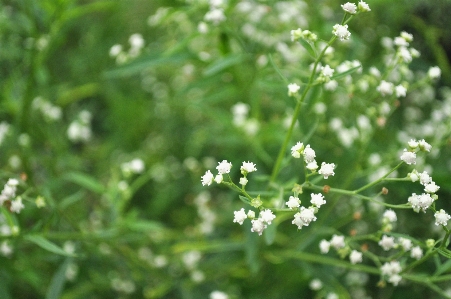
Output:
[63,172,105,194]
[24,235,76,257]
[298,39,317,59]
[264,223,277,245]
[239,195,251,204]
[331,65,361,80]
[434,259,451,276]
[437,248,451,259]
[46,258,72,299]
[124,220,165,232]
[268,54,289,84]
[203,54,247,77]
[58,191,85,210]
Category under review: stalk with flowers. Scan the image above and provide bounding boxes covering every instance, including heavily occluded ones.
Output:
[201,1,451,297]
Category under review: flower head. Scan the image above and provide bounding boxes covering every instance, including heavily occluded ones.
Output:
[310,193,326,208]
[400,149,416,165]
[291,142,304,158]
[379,235,395,251]
[319,239,330,254]
[428,66,441,79]
[318,162,335,179]
[288,83,301,97]
[377,80,394,96]
[10,197,24,214]
[240,161,257,175]
[201,170,214,186]
[358,1,371,12]
[286,196,301,209]
[303,145,316,163]
[251,218,267,236]
[330,235,345,250]
[341,2,357,14]
[434,209,451,226]
[410,246,423,260]
[332,24,351,41]
[383,209,397,223]
[260,209,276,225]
[349,250,363,264]
[424,181,440,194]
[216,160,232,174]
[233,208,247,225]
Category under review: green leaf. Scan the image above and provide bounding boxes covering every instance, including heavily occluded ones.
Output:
[268,54,289,84]
[437,248,451,259]
[24,235,76,257]
[63,172,105,194]
[203,54,247,77]
[46,258,72,299]
[434,259,451,276]
[298,39,317,59]
[264,223,277,245]
[239,195,251,204]
[123,220,165,232]
[331,65,361,80]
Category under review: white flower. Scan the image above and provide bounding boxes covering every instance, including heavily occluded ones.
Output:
[240,161,257,174]
[330,235,345,250]
[341,2,357,14]
[292,207,316,229]
[210,290,228,299]
[214,174,223,184]
[377,80,394,96]
[109,44,122,57]
[201,171,214,186]
[260,209,276,224]
[383,209,397,223]
[306,160,319,171]
[247,210,255,219]
[303,145,316,163]
[407,139,419,149]
[408,193,434,212]
[319,239,330,254]
[318,162,335,179]
[434,209,451,226]
[10,197,24,214]
[395,85,407,97]
[398,237,412,251]
[239,177,248,186]
[250,218,267,235]
[204,8,226,25]
[286,196,301,209]
[378,235,395,251]
[400,149,416,164]
[321,65,335,78]
[381,260,402,276]
[424,181,440,194]
[324,80,338,91]
[332,24,351,41]
[410,246,423,260]
[418,171,432,185]
[394,37,409,47]
[309,279,323,290]
[216,160,232,174]
[428,66,441,79]
[418,139,432,152]
[388,274,402,286]
[310,193,326,208]
[290,28,303,42]
[349,250,363,264]
[400,31,413,43]
[358,1,371,12]
[233,208,247,225]
[288,83,301,97]
[291,142,304,158]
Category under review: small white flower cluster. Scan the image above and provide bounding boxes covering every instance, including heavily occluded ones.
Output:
[121,158,145,176]
[0,121,10,146]
[193,192,216,235]
[204,0,226,25]
[0,179,24,214]
[341,1,371,14]
[319,235,363,264]
[287,83,300,97]
[400,139,431,165]
[231,102,260,136]
[109,33,145,64]
[290,28,317,43]
[233,208,275,236]
[182,250,205,283]
[32,96,62,122]
[378,235,424,261]
[67,110,92,143]
[380,260,402,286]
[0,240,13,257]
[287,193,325,230]
[201,160,258,187]
[0,214,19,237]
[381,209,397,231]
[291,142,336,179]
[392,31,419,64]
[332,24,351,41]
[318,65,335,83]
[209,290,229,299]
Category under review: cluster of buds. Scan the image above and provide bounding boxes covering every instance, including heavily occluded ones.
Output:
[291,142,336,179]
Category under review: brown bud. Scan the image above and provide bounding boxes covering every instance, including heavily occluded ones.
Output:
[323,185,330,194]
[382,187,388,195]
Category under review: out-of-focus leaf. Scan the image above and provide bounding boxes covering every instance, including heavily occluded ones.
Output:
[63,172,105,194]
[203,54,247,77]
[57,83,99,106]
[244,220,260,274]
[434,259,451,276]
[123,220,165,232]
[331,65,361,80]
[58,191,85,210]
[264,222,277,245]
[437,248,451,259]
[104,52,192,78]
[298,39,317,59]
[46,258,72,299]
[24,235,76,257]
[268,54,289,84]
[239,195,251,204]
